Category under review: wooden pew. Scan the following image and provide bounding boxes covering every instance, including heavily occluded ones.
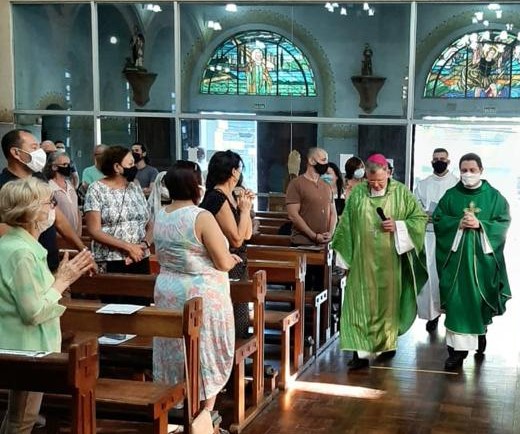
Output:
[255,211,288,220]
[249,233,291,246]
[247,244,334,351]
[229,271,272,433]
[0,337,98,434]
[59,297,201,434]
[69,273,269,432]
[247,258,305,389]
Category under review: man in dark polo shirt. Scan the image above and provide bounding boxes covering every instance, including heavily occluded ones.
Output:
[0,129,89,271]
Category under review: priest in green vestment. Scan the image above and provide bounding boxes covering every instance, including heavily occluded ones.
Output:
[433,152,511,370]
[331,154,428,369]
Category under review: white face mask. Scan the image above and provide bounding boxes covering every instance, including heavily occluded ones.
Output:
[37,208,56,233]
[198,185,206,204]
[18,148,47,173]
[370,188,386,197]
[353,168,365,179]
[160,186,170,201]
[461,172,481,188]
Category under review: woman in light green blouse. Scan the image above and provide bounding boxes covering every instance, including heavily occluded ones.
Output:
[0,177,93,434]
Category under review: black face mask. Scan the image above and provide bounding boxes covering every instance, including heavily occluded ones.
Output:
[56,165,72,177]
[132,152,142,163]
[432,161,448,174]
[122,166,138,182]
[314,162,329,175]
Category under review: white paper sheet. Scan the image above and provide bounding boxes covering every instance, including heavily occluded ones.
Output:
[98,334,137,345]
[0,349,50,357]
[96,304,145,315]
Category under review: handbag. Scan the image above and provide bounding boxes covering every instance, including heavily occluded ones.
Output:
[183,339,213,434]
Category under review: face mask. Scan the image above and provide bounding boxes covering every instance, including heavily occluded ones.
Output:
[160,186,170,201]
[314,162,329,175]
[56,165,72,177]
[432,161,448,174]
[370,188,386,197]
[122,166,138,182]
[198,185,206,204]
[234,171,244,187]
[320,174,334,185]
[461,172,481,187]
[132,152,142,163]
[353,168,365,179]
[17,148,47,173]
[37,208,56,233]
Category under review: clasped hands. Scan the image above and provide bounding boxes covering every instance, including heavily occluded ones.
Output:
[315,232,332,244]
[460,211,480,229]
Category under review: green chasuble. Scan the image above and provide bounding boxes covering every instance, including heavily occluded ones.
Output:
[331,179,428,353]
[433,180,511,335]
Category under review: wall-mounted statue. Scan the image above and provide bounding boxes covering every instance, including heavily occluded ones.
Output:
[361,43,373,76]
[351,43,385,114]
[123,25,156,106]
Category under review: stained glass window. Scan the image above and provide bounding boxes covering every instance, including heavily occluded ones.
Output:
[424,30,520,98]
[200,30,317,96]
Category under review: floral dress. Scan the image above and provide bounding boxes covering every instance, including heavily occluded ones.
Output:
[152,205,234,399]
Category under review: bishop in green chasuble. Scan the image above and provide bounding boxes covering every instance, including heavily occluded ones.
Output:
[433,180,511,337]
[332,157,428,355]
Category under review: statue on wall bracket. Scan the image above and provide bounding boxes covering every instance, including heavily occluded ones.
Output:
[123,25,157,107]
[351,43,386,114]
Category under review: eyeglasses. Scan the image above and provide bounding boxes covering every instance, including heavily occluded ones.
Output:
[43,196,58,208]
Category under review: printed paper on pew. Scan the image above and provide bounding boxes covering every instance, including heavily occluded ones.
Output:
[96,304,145,315]
[98,334,137,345]
[0,349,50,358]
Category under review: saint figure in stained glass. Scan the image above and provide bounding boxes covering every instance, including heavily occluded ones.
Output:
[424,30,520,99]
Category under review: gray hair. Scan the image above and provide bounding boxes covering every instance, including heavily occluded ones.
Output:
[0,177,52,227]
[43,150,70,179]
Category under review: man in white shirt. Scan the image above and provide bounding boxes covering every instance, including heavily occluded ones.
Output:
[414,148,458,332]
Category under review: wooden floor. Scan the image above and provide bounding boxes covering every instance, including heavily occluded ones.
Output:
[242,276,520,434]
[242,313,520,434]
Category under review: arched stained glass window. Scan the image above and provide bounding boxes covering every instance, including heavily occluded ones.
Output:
[424,30,520,98]
[200,30,317,96]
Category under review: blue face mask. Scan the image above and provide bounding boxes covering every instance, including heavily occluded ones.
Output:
[320,174,334,185]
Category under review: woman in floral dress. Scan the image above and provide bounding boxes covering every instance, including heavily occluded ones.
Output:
[153,160,241,410]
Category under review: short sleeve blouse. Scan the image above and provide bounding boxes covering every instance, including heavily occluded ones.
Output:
[84,181,150,261]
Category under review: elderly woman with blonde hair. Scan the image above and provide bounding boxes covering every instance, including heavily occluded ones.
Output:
[0,177,94,434]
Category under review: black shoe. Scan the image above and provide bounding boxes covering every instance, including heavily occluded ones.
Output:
[444,349,468,371]
[348,352,369,370]
[377,350,396,361]
[426,316,440,333]
[476,335,487,355]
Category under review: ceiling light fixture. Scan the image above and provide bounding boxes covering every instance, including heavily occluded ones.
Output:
[483,20,490,26]
[475,11,484,21]
[496,10,502,19]
[363,2,370,11]
[487,3,501,11]
[368,8,375,16]
[340,7,347,15]
[225,3,237,12]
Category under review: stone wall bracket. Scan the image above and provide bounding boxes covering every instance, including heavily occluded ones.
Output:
[351,75,386,114]
[123,69,157,107]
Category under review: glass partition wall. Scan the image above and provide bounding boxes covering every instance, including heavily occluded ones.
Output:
[12,2,520,210]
